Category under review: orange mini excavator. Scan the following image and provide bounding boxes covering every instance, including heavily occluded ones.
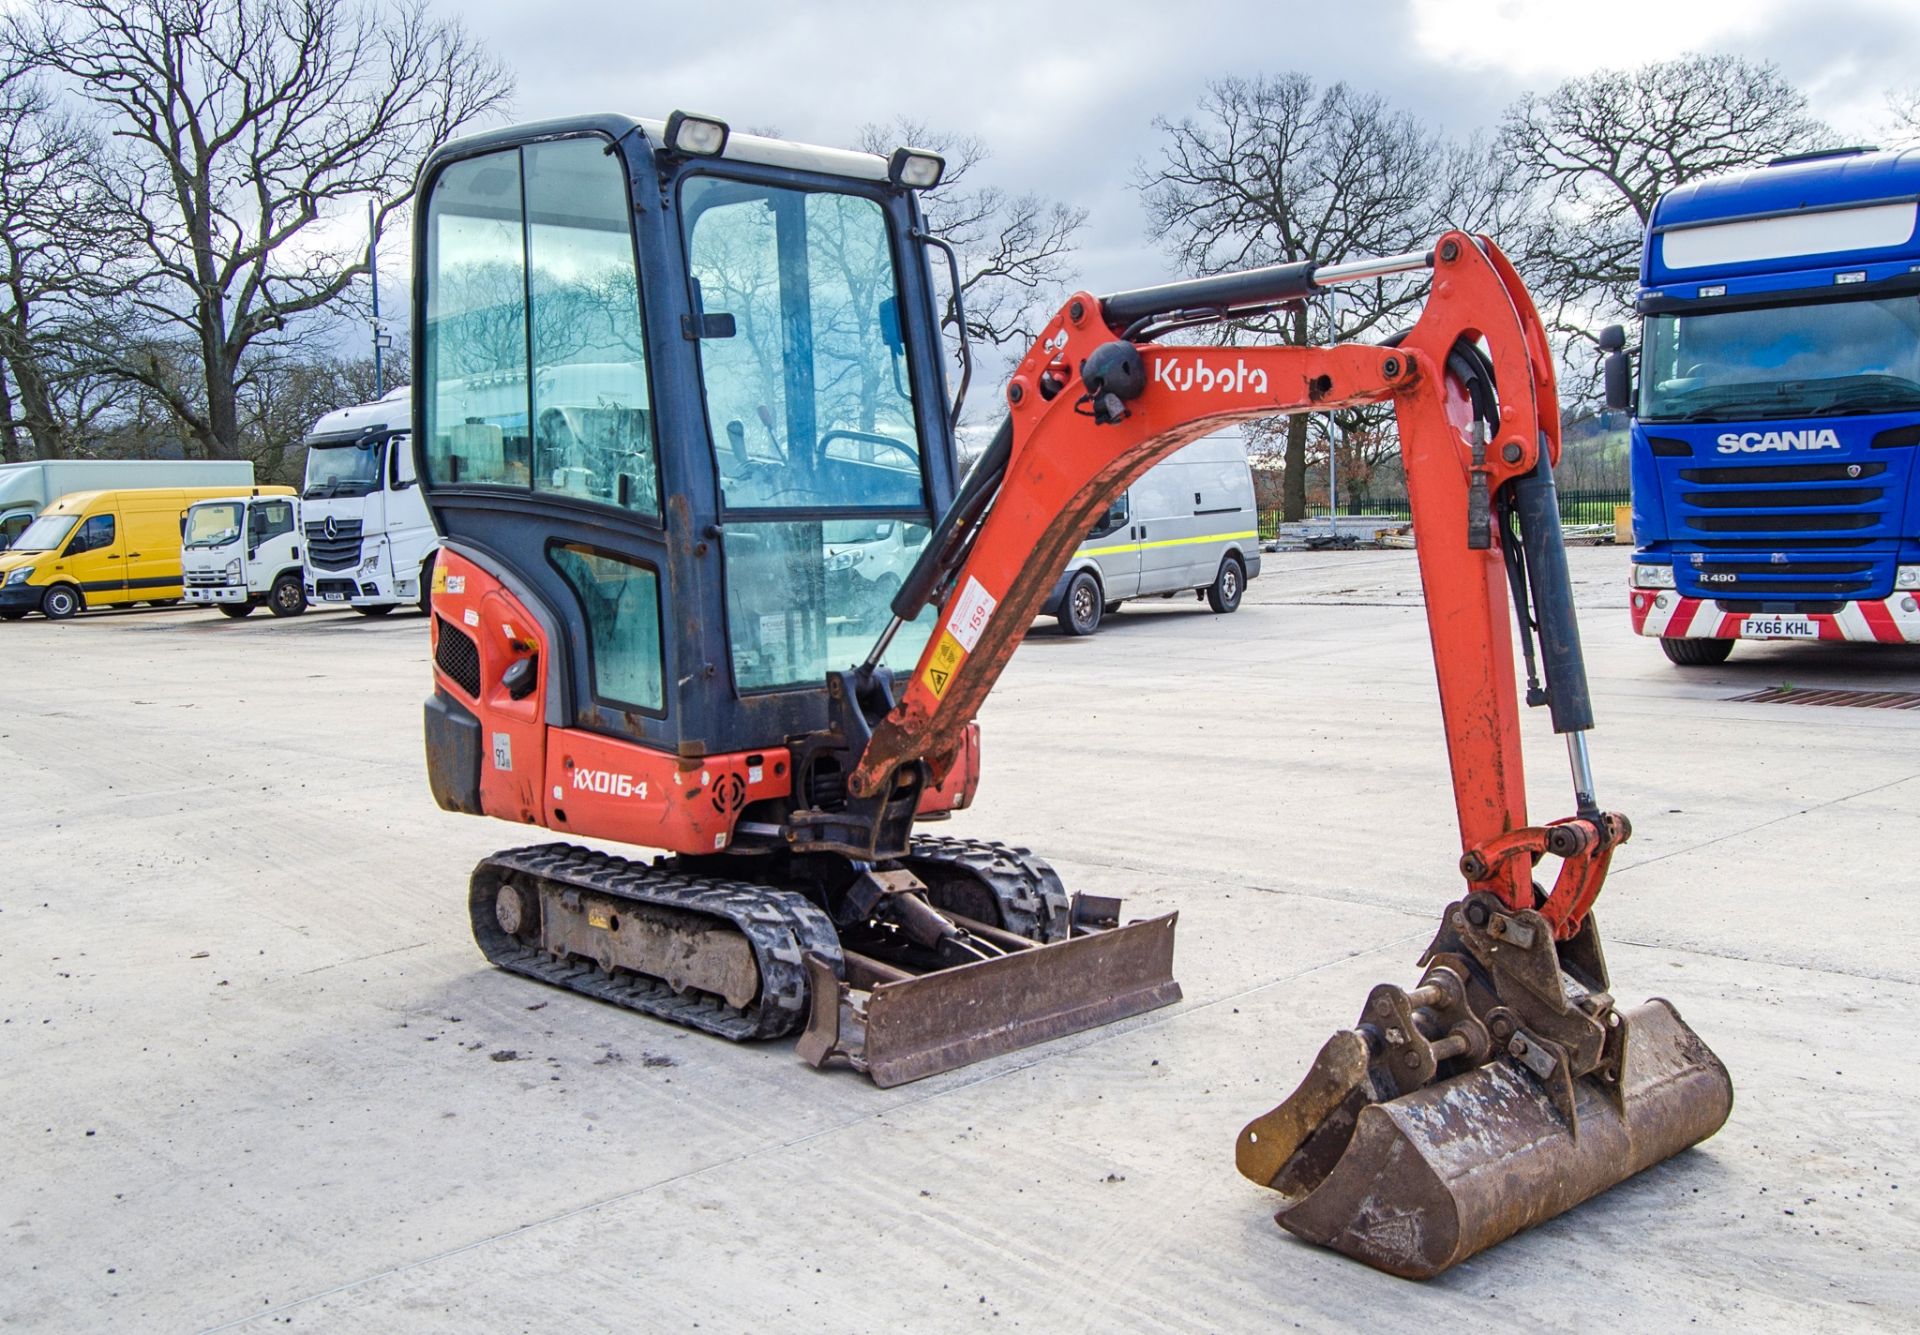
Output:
[411,112,1731,1277]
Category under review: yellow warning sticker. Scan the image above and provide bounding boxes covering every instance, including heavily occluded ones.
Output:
[923,631,966,699]
[431,564,449,593]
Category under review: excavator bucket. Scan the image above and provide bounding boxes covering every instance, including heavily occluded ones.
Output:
[1237,899,1733,1278]
[798,910,1180,1087]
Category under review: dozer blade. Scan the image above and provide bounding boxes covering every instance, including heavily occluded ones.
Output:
[1237,897,1733,1278]
[799,911,1179,1087]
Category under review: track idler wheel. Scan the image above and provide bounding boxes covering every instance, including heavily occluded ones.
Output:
[1236,895,1733,1278]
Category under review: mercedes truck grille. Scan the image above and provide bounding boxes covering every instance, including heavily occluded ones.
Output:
[305,518,364,569]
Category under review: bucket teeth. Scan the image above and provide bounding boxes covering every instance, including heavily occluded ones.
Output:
[1238,901,1734,1278]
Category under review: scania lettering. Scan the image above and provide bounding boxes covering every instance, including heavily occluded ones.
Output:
[1606,146,1920,664]
[1715,429,1842,454]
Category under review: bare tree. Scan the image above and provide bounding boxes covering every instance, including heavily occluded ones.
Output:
[1139,75,1523,520]
[857,119,1087,359]
[0,60,135,460]
[1499,54,1830,380]
[11,0,511,459]
[1887,85,1920,147]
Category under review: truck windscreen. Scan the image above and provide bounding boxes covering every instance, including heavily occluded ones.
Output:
[1640,293,1920,423]
[304,438,383,498]
[184,502,245,547]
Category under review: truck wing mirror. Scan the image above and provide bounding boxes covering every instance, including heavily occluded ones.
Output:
[1597,323,1626,353]
[1603,350,1633,414]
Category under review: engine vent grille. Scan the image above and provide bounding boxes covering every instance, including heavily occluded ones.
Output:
[435,617,482,697]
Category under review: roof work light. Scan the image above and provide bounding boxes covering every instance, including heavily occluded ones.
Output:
[888,147,945,190]
[664,111,729,157]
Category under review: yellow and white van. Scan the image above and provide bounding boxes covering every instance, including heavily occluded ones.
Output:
[0,486,294,621]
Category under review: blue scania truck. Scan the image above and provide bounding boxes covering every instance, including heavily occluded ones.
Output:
[1606,146,1920,664]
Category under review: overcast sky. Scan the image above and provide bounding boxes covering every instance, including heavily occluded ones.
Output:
[355,0,1920,373]
[434,0,1920,298]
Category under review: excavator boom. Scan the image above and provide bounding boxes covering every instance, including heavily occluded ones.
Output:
[819,231,1731,1276]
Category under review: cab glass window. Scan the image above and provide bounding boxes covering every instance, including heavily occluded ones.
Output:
[67,513,114,554]
[1087,492,1129,540]
[423,140,660,516]
[722,519,935,692]
[524,139,659,515]
[549,542,665,712]
[424,149,529,487]
[681,178,925,512]
[185,503,244,548]
[254,500,295,540]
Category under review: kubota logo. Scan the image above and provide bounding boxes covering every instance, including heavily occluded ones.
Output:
[1715,428,1842,454]
[1152,356,1270,395]
[572,768,648,800]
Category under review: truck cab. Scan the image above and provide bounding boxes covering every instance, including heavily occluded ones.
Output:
[300,386,438,615]
[181,492,306,618]
[1615,147,1920,662]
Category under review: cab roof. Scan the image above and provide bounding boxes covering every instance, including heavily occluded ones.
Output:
[425,113,897,187]
[1652,147,1920,233]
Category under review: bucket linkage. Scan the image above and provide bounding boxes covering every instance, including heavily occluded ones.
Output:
[1237,893,1733,1279]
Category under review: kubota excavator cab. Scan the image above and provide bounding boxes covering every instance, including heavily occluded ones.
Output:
[412,113,1178,1084]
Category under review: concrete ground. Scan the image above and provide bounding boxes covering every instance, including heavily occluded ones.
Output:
[2,546,1916,1333]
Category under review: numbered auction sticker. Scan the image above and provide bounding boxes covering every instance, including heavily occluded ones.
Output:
[946,576,997,652]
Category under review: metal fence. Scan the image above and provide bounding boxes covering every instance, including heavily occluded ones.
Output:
[1259,488,1629,539]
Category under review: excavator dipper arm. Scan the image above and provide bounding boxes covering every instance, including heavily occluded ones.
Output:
[832,231,1731,1278]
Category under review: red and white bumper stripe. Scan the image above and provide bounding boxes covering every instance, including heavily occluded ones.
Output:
[1629,586,1920,642]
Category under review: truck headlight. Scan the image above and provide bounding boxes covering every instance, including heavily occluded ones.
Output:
[1896,566,1920,591]
[5,566,32,585]
[224,558,243,581]
[1630,564,1675,589]
[825,550,857,572]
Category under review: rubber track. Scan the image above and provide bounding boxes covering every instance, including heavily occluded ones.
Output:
[904,836,1072,943]
[471,843,842,1041]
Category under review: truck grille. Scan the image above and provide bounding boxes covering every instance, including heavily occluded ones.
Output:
[184,570,228,587]
[305,518,363,569]
[1682,555,1879,600]
[435,617,482,697]
[1667,441,1910,601]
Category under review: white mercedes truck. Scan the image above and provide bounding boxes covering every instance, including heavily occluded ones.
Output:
[180,490,305,617]
[299,387,437,615]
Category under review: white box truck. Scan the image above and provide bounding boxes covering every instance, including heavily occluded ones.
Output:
[299,387,437,615]
[180,490,306,618]
[0,458,255,549]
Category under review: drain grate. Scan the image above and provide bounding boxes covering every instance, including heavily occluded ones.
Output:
[1727,685,1920,711]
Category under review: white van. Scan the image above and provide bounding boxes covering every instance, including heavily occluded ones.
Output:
[181,492,307,617]
[1042,433,1261,636]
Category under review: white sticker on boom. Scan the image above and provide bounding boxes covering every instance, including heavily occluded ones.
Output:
[445,575,466,595]
[463,609,480,628]
[492,732,512,771]
[946,576,998,653]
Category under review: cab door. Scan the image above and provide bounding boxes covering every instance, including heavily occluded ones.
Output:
[63,507,125,602]
[123,498,186,601]
[248,498,298,591]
